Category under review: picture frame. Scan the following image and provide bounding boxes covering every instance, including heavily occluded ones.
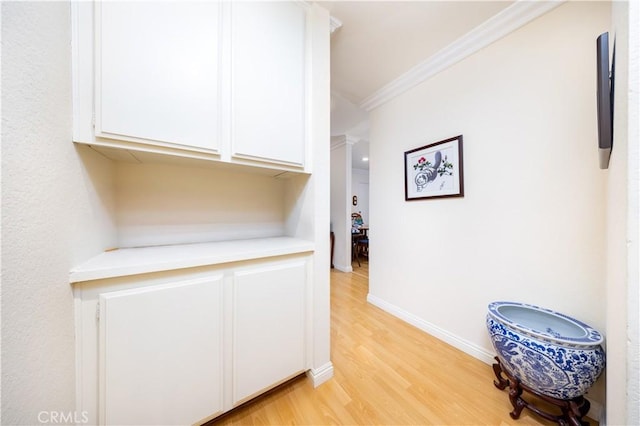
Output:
[404,135,464,201]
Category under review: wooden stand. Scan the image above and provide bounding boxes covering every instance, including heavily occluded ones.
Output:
[492,357,591,426]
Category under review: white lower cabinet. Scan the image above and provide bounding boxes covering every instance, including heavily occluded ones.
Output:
[232,261,307,404]
[74,254,310,425]
[99,277,224,425]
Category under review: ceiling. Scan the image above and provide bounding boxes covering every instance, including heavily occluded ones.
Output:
[322,1,514,170]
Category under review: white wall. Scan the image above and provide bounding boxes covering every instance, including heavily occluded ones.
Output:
[330,93,369,139]
[330,139,370,270]
[607,1,640,424]
[368,1,609,413]
[330,136,353,272]
[1,2,117,423]
[352,167,369,225]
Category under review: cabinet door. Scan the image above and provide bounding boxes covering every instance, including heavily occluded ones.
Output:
[98,276,224,425]
[232,260,307,404]
[231,2,307,167]
[95,2,220,152]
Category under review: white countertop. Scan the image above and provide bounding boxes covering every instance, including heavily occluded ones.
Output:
[70,237,314,283]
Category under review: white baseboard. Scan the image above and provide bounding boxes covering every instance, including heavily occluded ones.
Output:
[333,263,352,273]
[366,293,606,422]
[306,362,334,387]
[366,293,495,365]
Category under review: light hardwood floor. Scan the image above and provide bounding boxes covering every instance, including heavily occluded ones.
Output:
[210,260,582,425]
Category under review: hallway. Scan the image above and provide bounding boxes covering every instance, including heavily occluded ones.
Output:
[212,260,569,425]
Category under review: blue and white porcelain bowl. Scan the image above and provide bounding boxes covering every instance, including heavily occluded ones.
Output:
[486,301,605,400]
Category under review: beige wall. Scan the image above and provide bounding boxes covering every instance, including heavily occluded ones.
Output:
[368,1,610,415]
[1,2,117,423]
[114,162,286,247]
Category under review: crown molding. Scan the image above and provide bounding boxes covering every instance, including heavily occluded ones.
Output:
[359,0,565,112]
[330,15,343,34]
[330,135,360,150]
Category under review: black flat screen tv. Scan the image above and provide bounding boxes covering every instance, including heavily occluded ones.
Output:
[596,32,614,169]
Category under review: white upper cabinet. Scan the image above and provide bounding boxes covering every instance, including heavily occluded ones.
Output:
[72,1,310,171]
[230,2,306,167]
[95,2,220,152]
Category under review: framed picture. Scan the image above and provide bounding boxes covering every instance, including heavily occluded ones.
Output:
[404,135,464,201]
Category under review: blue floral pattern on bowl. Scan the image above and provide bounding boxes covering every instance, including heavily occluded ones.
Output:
[486,301,605,400]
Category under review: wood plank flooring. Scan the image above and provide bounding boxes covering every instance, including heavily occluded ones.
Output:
[210,260,576,425]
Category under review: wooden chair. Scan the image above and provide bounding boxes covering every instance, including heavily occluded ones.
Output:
[356,236,369,259]
[352,233,361,267]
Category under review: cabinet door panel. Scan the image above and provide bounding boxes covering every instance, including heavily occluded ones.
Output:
[99,276,224,425]
[231,2,306,166]
[232,261,307,404]
[96,2,220,151]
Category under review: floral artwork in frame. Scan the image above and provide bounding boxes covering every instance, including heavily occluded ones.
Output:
[404,135,464,200]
